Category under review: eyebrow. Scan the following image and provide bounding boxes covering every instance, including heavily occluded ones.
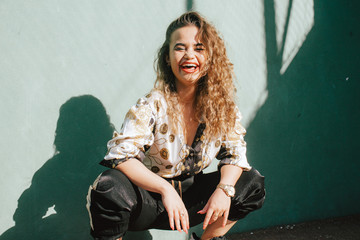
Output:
[173,43,204,48]
[174,43,186,48]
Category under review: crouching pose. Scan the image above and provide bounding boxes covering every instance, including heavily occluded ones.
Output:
[87,11,265,240]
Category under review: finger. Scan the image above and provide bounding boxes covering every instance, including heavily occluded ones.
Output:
[180,211,188,233]
[175,212,182,232]
[212,211,220,222]
[168,211,174,230]
[185,210,190,230]
[203,209,214,229]
[197,202,209,214]
[222,210,229,227]
[186,210,190,230]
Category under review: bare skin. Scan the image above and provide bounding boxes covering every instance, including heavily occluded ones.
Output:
[198,165,243,239]
[116,159,189,234]
[115,26,243,239]
[170,26,244,239]
[201,218,237,240]
[169,26,242,240]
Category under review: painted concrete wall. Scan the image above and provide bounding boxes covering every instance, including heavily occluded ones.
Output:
[241,0,360,232]
[0,0,359,239]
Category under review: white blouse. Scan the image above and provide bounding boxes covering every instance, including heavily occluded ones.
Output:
[101,90,251,178]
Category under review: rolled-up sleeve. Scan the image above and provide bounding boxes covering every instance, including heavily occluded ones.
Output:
[100,97,156,169]
[216,110,251,171]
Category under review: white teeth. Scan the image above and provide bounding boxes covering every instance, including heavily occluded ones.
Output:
[182,64,197,68]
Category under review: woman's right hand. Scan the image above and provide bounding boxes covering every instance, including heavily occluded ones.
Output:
[161,185,189,233]
[116,159,189,233]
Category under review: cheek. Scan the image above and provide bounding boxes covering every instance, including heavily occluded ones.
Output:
[200,55,207,65]
[169,57,179,75]
[196,54,206,66]
[172,52,182,64]
[170,56,178,68]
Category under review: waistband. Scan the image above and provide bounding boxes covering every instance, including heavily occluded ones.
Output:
[165,172,203,198]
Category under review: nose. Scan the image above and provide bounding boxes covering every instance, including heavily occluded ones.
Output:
[184,49,195,59]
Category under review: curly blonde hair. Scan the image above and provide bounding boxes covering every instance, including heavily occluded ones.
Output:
[154,11,237,139]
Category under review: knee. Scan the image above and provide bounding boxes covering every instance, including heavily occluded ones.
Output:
[92,169,139,211]
[238,168,265,203]
[96,169,129,190]
[87,169,141,238]
[229,168,265,220]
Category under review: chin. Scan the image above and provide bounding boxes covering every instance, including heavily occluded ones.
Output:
[184,78,199,85]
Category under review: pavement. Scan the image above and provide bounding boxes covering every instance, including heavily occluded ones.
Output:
[227,214,360,240]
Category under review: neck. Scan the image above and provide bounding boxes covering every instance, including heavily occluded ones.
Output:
[176,84,196,105]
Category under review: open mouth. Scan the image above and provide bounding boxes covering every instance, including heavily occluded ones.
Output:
[180,63,199,73]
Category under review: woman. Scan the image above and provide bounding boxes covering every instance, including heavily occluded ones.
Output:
[87,12,265,240]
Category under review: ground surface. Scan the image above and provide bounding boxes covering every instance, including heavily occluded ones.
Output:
[227,214,360,240]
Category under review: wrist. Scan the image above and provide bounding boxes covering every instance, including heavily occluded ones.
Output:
[215,187,227,196]
[159,181,176,196]
[216,183,235,197]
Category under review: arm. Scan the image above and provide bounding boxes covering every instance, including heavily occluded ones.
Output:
[116,158,189,233]
[198,164,243,229]
[199,108,250,228]
[102,94,189,231]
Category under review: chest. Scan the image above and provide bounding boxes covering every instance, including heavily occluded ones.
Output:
[184,120,199,146]
[181,105,199,146]
[146,122,221,177]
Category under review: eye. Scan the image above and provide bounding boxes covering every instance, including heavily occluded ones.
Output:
[174,47,185,51]
[195,44,205,51]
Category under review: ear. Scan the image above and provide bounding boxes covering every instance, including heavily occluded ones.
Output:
[166,56,170,66]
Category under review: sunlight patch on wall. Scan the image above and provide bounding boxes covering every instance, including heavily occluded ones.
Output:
[274,0,314,74]
[42,204,57,219]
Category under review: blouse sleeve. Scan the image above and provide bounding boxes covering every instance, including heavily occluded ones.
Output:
[216,109,252,171]
[100,97,156,169]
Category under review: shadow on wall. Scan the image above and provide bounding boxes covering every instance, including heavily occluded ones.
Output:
[0,95,152,240]
[240,0,360,230]
[1,0,359,238]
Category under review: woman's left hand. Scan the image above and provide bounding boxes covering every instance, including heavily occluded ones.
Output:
[197,187,231,229]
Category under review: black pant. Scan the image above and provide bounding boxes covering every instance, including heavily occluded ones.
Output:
[87,168,265,240]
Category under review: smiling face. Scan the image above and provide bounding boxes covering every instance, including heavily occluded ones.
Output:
[168,25,206,90]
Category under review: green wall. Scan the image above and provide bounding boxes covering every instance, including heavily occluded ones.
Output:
[230,0,360,234]
[0,0,359,239]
